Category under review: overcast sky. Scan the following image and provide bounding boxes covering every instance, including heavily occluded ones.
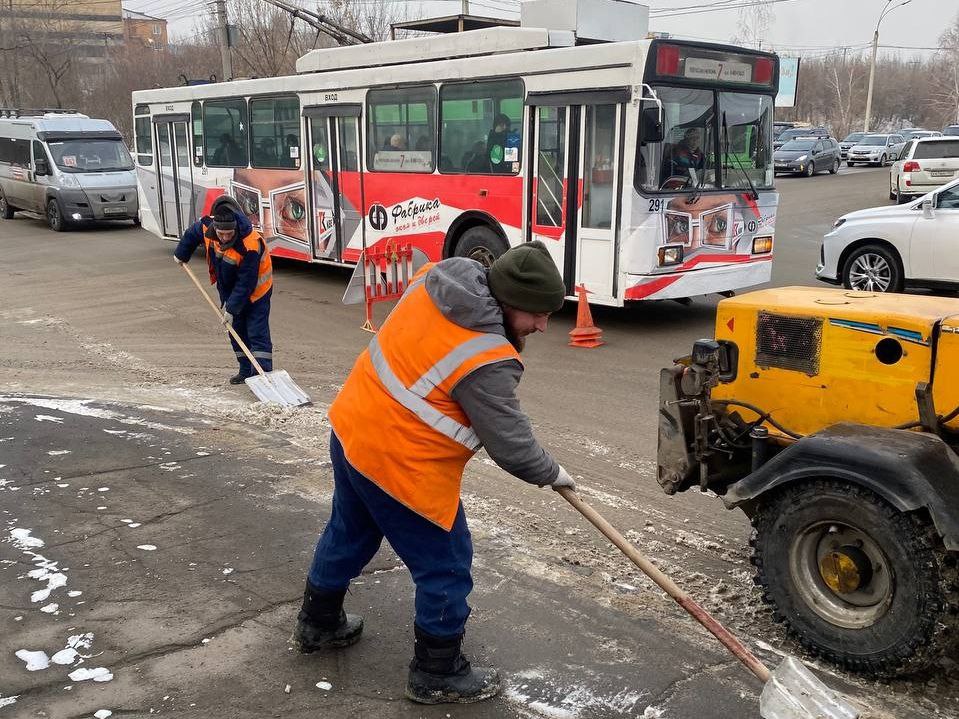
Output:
[126,0,956,57]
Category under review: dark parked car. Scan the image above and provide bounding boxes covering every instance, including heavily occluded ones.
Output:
[773,126,829,151]
[774,136,841,177]
[944,125,959,137]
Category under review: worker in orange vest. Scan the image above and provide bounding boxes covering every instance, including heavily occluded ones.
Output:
[174,196,273,383]
[293,240,574,704]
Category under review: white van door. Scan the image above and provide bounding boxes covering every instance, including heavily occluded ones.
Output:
[30,141,50,213]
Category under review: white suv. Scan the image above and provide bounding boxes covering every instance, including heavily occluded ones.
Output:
[817,177,959,293]
[889,136,959,204]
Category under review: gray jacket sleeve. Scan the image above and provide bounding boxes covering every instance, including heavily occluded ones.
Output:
[451,359,560,486]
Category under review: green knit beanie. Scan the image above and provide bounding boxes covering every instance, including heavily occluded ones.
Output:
[488,240,566,313]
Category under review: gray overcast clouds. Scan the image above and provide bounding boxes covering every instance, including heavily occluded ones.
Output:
[136,0,957,55]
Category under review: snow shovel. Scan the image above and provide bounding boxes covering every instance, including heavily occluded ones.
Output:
[555,487,861,719]
[180,262,310,407]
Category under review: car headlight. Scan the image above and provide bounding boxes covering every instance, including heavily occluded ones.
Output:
[796,155,807,162]
[833,217,846,229]
[59,173,79,188]
[658,244,684,267]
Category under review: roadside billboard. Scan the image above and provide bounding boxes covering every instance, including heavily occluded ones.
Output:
[775,56,800,108]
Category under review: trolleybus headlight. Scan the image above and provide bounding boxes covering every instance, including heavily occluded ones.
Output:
[752,236,773,254]
[658,244,684,266]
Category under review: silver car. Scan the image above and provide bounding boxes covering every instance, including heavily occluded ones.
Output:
[846,133,907,167]
[839,132,865,160]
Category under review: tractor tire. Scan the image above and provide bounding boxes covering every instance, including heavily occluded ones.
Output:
[452,225,508,269]
[751,480,959,677]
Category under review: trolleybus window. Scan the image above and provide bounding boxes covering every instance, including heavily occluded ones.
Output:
[535,106,566,227]
[439,79,523,175]
[204,98,248,167]
[134,117,153,166]
[367,86,436,173]
[134,105,152,167]
[250,96,300,169]
[637,87,773,193]
[191,101,203,167]
[719,92,773,190]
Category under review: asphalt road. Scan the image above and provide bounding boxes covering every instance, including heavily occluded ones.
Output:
[1,165,956,719]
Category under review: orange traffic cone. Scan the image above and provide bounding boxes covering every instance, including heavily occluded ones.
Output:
[568,284,605,348]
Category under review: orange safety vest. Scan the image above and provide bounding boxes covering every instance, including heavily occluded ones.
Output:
[329,264,521,530]
[203,223,273,303]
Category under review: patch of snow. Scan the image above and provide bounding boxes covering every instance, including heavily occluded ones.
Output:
[97,487,109,492]
[127,523,141,529]
[0,696,18,709]
[15,649,50,671]
[136,545,157,551]
[94,711,113,719]
[68,667,113,682]
[40,603,59,614]
[47,450,71,456]
[315,682,332,691]
[222,568,233,575]
[0,397,195,435]
[67,590,82,597]
[9,528,44,548]
[35,414,64,424]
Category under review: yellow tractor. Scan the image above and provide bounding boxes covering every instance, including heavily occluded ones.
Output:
[658,286,959,677]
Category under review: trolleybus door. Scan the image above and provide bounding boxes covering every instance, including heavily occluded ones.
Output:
[153,114,195,238]
[303,104,363,263]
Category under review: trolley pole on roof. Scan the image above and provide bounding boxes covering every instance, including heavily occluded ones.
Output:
[215,0,233,81]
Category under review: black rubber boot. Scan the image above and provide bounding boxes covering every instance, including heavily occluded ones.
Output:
[228,373,248,385]
[405,625,500,704]
[291,583,363,653]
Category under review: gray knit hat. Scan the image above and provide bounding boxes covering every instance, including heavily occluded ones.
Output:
[488,240,566,313]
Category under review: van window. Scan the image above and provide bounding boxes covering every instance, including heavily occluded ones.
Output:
[204,98,248,167]
[367,86,436,173]
[0,138,30,167]
[191,101,203,167]
[250,97,300,169]
[439,79,524,175]
[134,115,153,166]
[47,139,134,173]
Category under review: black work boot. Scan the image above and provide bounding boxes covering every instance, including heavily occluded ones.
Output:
[228,373,249,385]
[291,583,363,653]
[405,625,500,704]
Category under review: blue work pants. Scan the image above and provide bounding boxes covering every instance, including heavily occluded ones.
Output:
[307,432,474,639]
[230,293,272,376]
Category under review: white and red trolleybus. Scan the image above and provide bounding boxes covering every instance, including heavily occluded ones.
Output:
[132,23,779,306]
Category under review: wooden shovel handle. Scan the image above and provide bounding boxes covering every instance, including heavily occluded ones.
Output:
[556,486,771,683]
[179,261,266,377]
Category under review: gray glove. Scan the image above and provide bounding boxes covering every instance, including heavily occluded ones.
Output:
[221,304,233,326]
[550,465,576,492]
[174,256,185,265]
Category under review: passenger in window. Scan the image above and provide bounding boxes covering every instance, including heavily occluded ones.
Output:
[385,133,407,151]
[662,127,706,186]
[486,113,513,173]
[414,135,431,152]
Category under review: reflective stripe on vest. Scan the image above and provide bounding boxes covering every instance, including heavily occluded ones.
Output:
[368,334,489,451]
[408,333,511,398]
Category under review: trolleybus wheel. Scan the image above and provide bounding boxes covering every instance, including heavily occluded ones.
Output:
[453,225,508,268]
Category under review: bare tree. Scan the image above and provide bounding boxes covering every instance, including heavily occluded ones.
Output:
[733,1,774,51]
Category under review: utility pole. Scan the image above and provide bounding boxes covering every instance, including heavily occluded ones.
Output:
[215,0,233,81]
[863,0,911,133]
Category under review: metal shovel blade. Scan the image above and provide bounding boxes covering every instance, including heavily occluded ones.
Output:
[760,657,860,719]
[245,370,311,407]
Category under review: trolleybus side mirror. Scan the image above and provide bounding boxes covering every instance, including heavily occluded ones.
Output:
[34,158,50,176]
[642,106,665,144]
